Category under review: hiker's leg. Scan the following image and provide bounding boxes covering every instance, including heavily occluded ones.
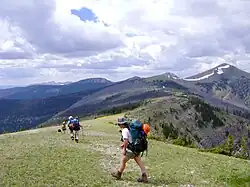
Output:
[111,152,131,179]
[75,130,79,143]
[118,154,128,173]
[134,156,147,174]
[134,156,148,182]
[119,151,138,173]
[70,129,74,140]
[75,130,79,140]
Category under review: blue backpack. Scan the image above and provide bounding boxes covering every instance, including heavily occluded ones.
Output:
[127,119,148,156]
[73,119,80,129]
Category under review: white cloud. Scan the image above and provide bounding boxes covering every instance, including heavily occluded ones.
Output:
[0,0,250,85]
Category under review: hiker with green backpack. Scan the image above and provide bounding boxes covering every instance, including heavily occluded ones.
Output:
[111,117,150,183]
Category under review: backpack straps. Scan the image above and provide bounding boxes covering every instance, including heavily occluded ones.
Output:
[140,142,148,157]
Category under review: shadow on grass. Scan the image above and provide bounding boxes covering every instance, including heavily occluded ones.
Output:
[121,177,178,186]
[120,171,178,186]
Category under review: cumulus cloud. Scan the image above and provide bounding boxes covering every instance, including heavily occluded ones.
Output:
[0,0,250,85]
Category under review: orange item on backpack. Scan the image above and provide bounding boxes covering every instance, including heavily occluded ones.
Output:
[142,123,150,135]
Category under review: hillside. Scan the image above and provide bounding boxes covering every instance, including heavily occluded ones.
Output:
[0,114,249,186]
[0,93,83,133]
[0,78,113,134]
[0,76,189,134]
[143,65,250,114]
[126,94,250,159]
[53,76,188,118]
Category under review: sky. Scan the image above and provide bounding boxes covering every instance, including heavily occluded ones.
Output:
[0,0,250,86]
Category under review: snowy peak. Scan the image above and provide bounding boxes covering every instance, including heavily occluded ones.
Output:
[183,63,233,81]
[214,63,231,75]
[162,72,180,79]
[145,72,180,82]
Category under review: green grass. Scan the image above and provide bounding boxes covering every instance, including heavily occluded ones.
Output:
[1,114,250,187]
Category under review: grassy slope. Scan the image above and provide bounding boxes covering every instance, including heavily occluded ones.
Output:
[0,114,250,187]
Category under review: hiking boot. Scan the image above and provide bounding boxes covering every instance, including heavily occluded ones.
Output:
[137,173,148,183]
[111,171,122,180]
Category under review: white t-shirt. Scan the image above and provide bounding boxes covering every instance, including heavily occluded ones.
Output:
[121,128,132,144]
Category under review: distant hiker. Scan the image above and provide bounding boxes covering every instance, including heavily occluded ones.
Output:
[61,120,67,133]
[67,116,82,143]
[111,117,150,183]
[66,116,74,138]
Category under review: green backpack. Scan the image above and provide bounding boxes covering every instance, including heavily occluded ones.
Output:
[127,119,148,156]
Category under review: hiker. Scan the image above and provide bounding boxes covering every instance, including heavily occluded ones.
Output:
[66,116,74,139]
[111,117,150,183]
[67,116,82,143]
[61,120,67,133]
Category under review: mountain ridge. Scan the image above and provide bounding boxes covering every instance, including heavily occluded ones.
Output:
[1,63,249,95]
[182,63,250,110]
[184,63,250,81]
[0,78,113,100]
[1,63,249,90]
[0,63,250,135]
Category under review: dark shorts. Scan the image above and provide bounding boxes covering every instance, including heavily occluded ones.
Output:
[69,126,73,131]
[73,126,80,131]
[69,125,80,131]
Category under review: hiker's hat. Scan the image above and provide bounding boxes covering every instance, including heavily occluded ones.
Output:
[117,117,128,125]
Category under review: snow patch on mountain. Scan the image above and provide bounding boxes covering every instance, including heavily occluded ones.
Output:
[183,71,215,81]
[216,64,230,74]
[183,64,230,81]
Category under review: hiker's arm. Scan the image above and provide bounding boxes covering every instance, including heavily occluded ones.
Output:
[122,138,128,155]
[121,129,129,155]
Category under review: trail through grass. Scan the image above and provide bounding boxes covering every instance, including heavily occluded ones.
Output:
[0,114,250,187]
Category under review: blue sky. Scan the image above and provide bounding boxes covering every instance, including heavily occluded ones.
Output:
[71,7,98,22]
